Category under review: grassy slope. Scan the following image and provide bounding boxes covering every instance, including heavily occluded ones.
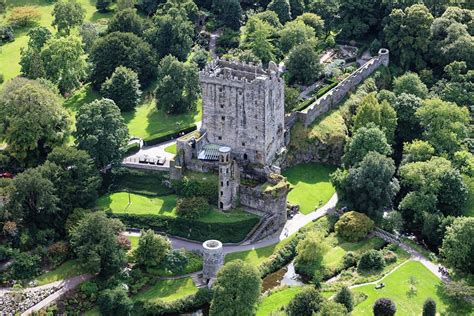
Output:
[164,143,177,154]
[283,162,336,214]
[35,260,85,286]
[132,278,198,303]
[352,261,471,315]
[256,287,302,316]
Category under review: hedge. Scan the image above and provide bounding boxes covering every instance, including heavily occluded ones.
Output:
[109,213,259,243]
[314,80,339,99]
[293,97,315,112]
[143,124,197,146]
[124,142,140,156]
[133,287,212,315]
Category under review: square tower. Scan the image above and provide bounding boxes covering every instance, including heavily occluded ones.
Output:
[199,59,285,166]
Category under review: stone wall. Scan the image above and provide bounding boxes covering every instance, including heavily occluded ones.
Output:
[295,49,389,128]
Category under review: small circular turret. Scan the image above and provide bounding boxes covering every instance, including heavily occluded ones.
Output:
[202,240,224,280]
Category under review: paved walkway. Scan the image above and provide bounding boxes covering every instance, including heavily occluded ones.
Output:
[122,139,176,169]
[125,193,338,255]
[209,29,223,59]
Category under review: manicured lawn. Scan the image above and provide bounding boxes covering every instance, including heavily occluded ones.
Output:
[164,143,177,154]
[35,260,85,286]
[123,99,201,140]
[132,278,198,303]
[257,287,302,316]
[97,192,177,216]
[352,261,471,315]
[127,235,139,251]
[98,192,258,223]
[283,162,337,214]
[0,0,112,85]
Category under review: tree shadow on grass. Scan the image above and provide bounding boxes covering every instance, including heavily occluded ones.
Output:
[157,196,177,215]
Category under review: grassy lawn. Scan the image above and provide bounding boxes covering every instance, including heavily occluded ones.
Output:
[164,143,177,154]
[283,162,337,214]
[35,260,85,286]
[123,99,201,140]
[257,287,302,316]
[132,278,198,303]
[352,261,471,315]
[0,0,112,85]
[97,192,177,216]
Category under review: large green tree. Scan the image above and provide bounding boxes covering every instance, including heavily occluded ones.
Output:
[209,260,262,316]
[98,286,133,316]
[268,0,291,23]
[279,19,315,53]
[0,78,70,165]
[384,4,434,69]
[107,8,144,35]
[440,217,474,273]
[155,55,199,114]
[19,27,52,79]
[294,231,328,277]
[70,212,126,277]
[133,230,171,269]
[393,72,428,99]
[101,66,142,112]
[241,17,275,63]
[286,286,323,316]
[213,0,242,30]
[286,42,321,85]
[52,0,85,35]
[74,98,129,169]
[90,32,157,88]
[393,93,423,143]
[338,0,382,39]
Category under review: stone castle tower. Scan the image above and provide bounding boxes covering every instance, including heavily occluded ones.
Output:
[218,146,238,211]
[200,59,285,166]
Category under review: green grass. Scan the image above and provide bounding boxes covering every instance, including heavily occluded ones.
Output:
[352,260,472,315]
[464,176,474,217]
[164,143,177,154]
[128,235,139,250]
[283,162,337,214]
[401,237,437,261]
[35,260,85,286]
[123,98,202,140]
[132,278,198,303]
[98,192,258,223]
[97,192,177,216]
[111,168,172,196]
[257,287,302,316]
[0,0,112,85]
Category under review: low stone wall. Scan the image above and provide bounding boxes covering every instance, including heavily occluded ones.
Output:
[295,49,389,127]
[0,286,61,315]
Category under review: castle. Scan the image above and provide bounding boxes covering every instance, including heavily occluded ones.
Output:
[172,59,290,239]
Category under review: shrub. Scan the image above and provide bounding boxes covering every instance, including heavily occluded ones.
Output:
[8,6,41,27]
[342,251,357,268]
[286,286,323,316]
[162,249,189,274]
[216,28,239,51]
[335,211,375,242]
[47,241,69,266]
[422,298,436,316]
[373,298,396,316]
[134,230,171,269]
[80,280,99,299]
[334,286,354,312]
[98,286,133,316]
[173,176,218,204]
[10,253,42,280]
[129,268,150,294]
[117,235,132,251]
[176,196,209,219]
[382,250,397,264]
[0,25,14,43]
[358,250,385,271]
[0,245,13,261]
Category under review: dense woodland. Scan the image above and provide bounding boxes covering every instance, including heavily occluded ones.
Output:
[0,0,473,315]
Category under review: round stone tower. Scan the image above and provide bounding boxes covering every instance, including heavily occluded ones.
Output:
[218,146,232,211]
[202,239,224,281]
[378,48,390,67]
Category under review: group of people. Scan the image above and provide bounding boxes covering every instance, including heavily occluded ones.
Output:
[438,266,449,277]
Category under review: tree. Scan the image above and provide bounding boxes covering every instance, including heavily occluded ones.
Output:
[19,27,52,79]
[384,4,433,69]
[0,78,70,165]
[146,12,194,61]
[176,196,209,219]
[133,230,171,269]
[358,250,385,271]
[334,286,353,312]
[70,212,126,276]
[295,231,328,277]
[101,66,142,112]
[285,86,300,111]
[401,140,435,165]
[373,298,396,316]
[117,0,137,10]
[137,0,161,15]
[393,73,428,98]
[416,98,470,155]
[254,10,282,29]
[318,301,348,316]
[209,260,262,316]
[452,150,474,177]
[79,23,99,53]
[421,213,454,251]
[10,253,42,280]
[90,32,157,88]
[74,98,129,169]
[44,146,101,213]
[307,0,339,30]
[338,0,382,39]
[107,8,144,35]
[286,42,321,85]
[352,93,397,144]
[286,286,323,316]
[96,0,112,12]
[289,0,304,17]
[431,62,474,108]
[422,298,436,316]
[442,280,474,303]
[98,286,133,316]
[335,211,375,242]
[333,152,399,221]
[295,12,324,37]
[393,93,423,143]
[8,6,41,27]
[268,0,291,23]
[440,217,474,273]
[155,55,199,114]
[279,20,315,53]
[343,125,392,167]
[245,18,275,63]
[213,0,242,30]
[41,35,87,94]
[52,0,85,35]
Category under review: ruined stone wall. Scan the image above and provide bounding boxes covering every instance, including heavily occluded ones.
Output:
[295,49,390,127]
[200,59,285,165]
